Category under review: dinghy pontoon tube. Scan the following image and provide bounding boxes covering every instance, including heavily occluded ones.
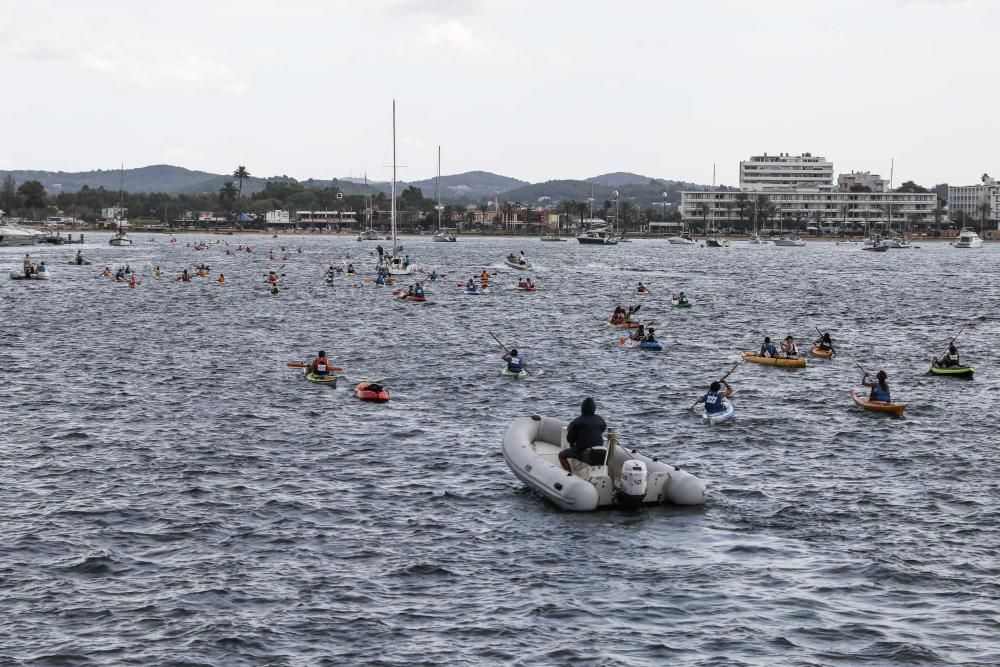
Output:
[502,415,706,511]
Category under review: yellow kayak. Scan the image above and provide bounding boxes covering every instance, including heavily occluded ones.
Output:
[741,352,807,368]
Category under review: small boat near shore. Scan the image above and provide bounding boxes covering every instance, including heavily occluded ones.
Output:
[502,415,706,511]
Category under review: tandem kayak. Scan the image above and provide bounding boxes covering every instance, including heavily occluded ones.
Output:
[392,290,427,302]
[703,398,734,425]
[639,340,662,351]
[741,352,807,368]
[304,368,338,386]
[850,390,905,417]
[501,366,529,378]
[671,298,691,308]
[355,381,390,402]
[810,345,833,359]
[928,362,974,378]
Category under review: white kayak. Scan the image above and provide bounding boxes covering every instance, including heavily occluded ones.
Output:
[502,415,707,511]
[702,398,734,424]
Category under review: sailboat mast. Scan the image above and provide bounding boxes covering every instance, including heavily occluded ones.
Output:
[436,145,441,230]
[889,157,895,235]
[118,163,125,234]
[391,100,397,253]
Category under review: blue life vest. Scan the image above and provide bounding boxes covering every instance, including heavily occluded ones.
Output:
[704,391,725,414]
[507,356,523,372]
[872,383,891,402]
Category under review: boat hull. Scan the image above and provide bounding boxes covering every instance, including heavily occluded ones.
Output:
[850,390,905,417]
[501,367,528,378]
[703,398,734,424]
[741,352,807,368]
[928,363,974,378]
[810,345,833,359]
[503,259,531,270]
[304,369,338,387]
[355,382,390,402]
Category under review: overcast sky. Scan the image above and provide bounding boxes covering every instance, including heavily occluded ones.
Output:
[1,0,996,186]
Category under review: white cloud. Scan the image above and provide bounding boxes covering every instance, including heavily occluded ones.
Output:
[417,20,484,52]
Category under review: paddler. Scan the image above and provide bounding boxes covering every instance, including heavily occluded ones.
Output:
[128,274,137,287]
[676,291,689,306]
[414,282,425,297]
[637,282,650,293]
[862,370,891,402]
[814,332,835,355]
[479,270,491,283]
[347,263,356,275]
[23,254,33,278]
[696,380,734,416]
[266,271,279,285]
[759,336,778,358]
[75,249,84,265]
[629,324,646,342]
[936,344,960,368]
[643,327,657,343]
[558,397,607,473]
[217,274,225,284]
[503,348,525,374]
[429,270,437,282]
[179,269,192,282]
[102,266,111,278]
[525,277,534,289]
[780,335,798,357]
[466,277,476,291]
[610,306,625,325]
[307,350,332,376]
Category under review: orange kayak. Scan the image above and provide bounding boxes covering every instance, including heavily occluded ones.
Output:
[741,352,807,368]
[850,390,905,417]
[810,345,833,359]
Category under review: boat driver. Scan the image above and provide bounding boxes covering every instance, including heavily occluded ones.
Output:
[558,397,607,473]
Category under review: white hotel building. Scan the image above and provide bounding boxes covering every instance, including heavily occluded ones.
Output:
[948,174,999,228]
[681,153,939,232]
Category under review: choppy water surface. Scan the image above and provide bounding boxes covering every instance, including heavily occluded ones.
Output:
[2,234,999,665]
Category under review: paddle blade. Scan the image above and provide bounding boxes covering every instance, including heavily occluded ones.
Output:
[287,362,306,368]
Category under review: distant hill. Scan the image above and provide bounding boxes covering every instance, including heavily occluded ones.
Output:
[585,172,660,187]
[0,164,714,205]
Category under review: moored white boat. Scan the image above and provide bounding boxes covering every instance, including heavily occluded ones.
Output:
[502,415,707,511]
[667,234,696,245]
[577,227,619,245]
[540,234,567,242]
[747,233,766,245]
[952,228,983,248]
[0,224,42,246]
[772,234,806,247]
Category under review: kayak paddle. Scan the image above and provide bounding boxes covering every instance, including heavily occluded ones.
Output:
[287,362,343,371]
[688,361,741,412]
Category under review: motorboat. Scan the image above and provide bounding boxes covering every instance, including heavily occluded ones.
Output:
[667,233,696,245]
[540,234,567,242]
[772,235,806,247]
[432,229,457,242]
[503,254,531,270]
[705,237,729,248]
[577,227,619,245]
[885,236,914,249]
[952,229,983,248]
[10,264,51,280]
[747,233,766,245]
[0,224,41,246]
[502,415,707,511]
[357,229,385,241]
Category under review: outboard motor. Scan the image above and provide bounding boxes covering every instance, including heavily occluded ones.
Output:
[616,459,648,508]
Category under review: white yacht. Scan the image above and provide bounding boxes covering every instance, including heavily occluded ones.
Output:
[432,229,456,242]
[577,227,619,245]
[952,229,983,248]
[772,234,806,247]
[884,236,914,249]
[0,224,41,246]
[667,233,696,245]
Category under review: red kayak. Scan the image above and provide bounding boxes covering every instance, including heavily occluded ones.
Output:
[392,290,426,302]
[355,381,390,402]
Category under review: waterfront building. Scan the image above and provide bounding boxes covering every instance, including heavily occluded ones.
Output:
[948,174,999,227]
[739,153,835,191]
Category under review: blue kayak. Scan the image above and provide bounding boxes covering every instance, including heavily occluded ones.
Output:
[639,341,662,351]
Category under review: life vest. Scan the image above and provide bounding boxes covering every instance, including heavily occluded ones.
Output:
[704,391,725,414]
[872,383,891,402]
[507,356,523,372]
[786,343,798,356]
[314,359,328,374]
[819,340,831,350]
[415,287,424,297]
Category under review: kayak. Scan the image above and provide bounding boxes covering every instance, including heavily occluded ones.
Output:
[393,290,427,302]
[671,298,691,308]
[703,398,734,424]
[465,288,481,295]
[810,345,833,359]
[741,352,807,368]
[304,368,338,387]
[501,366,529,378]
[515,285,537,292]
[639,340,662,351]
[850,390,905,417]
[928,362,974,378]
[609,321,650,329]
[355,381,390,402]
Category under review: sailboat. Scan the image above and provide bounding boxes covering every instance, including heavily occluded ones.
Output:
[431,146,456,242]
[704,165,729,247]
[382,101,415,275]
[357,173,385,241]
[109,164,132,246]
[748,197,765,244]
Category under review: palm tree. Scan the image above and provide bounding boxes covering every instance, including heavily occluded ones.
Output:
[478,202,491,229]
[697,202,711,236]
[722,200,736,234]
[932,204,946,228]
[734,193,749,233]
[977,200,992,231]
[219,181,238,221]
[812,210,823,235]
[232,166,250,221]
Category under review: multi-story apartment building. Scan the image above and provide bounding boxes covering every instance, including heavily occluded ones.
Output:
[837,171,888,192]
[739,153,835,191]
[682,153,939,231]
[948,174,999,227]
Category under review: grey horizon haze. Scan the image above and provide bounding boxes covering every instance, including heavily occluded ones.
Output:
[1,0,996,188]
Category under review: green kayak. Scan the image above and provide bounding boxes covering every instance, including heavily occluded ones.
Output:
[501,367,528,379]
[671,298,691,308]
[928,363,974,378]
[304,368,339,386]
